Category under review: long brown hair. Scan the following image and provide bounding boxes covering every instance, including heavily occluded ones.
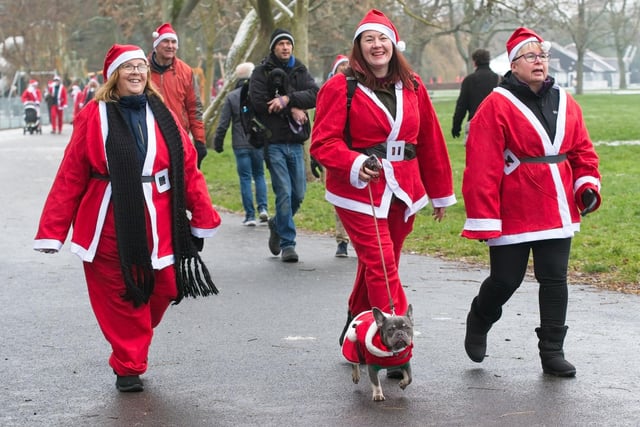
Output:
[349,36,416,91]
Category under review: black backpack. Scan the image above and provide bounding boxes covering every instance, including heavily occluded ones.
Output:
[239,78,271,149]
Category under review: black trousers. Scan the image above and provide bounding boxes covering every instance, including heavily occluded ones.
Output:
[475,238,572,327]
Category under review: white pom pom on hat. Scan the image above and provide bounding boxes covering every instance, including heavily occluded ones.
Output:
[152,23,178,49]
[506,27,550,62]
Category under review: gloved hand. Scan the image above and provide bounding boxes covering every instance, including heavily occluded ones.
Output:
[451,127,461,138]
[191,235,204,252]
[213,139,223,153]
[195,141,208,168]
[580,188,598,217]
[310,156,323,179]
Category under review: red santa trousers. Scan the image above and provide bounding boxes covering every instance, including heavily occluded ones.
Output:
[50,106,64,133]
[336,198,415,316]
[82,211,177,376]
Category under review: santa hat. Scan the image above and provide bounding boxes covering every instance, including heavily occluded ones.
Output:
[330,55,349,77]
[506,27,551,62]
[29,79,38,87]
[103,44,147,80]
[153,23,179,49]
[354,9,406,52]
[269,29,294,51]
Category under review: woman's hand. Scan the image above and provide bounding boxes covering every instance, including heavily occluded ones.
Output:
[432,207,446,222]
[359,155,381,183]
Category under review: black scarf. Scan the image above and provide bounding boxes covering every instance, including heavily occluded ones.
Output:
[105,95,218,307]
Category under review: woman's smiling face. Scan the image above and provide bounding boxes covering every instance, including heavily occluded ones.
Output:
[116,60,148,96]
[359,30,393,77]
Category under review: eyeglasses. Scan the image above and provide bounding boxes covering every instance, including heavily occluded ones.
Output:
[120,63,149,73]
[513,53,550,63]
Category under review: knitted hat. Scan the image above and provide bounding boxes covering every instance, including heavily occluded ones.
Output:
[269,29,294,51]
[506,27,551,62]
[354,9,406,52]
[153,23,179,49]
[330,55,349,76]
[103,44,147,80]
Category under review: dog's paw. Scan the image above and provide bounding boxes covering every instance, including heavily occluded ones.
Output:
[372,391,386,401]
[351,364,360,384]
[399,377,412,390]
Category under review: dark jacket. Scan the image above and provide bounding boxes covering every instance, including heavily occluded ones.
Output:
[213,78,253,151]
[249,53,318,144]
[499,71,559,141]
[452,64,500,134]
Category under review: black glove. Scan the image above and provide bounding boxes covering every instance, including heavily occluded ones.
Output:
[191,235,204,252]
[451,127,461,138]
[195,141,208,168]
[581,188,597,217]
[310,156,323,179]
[213,139,223,153]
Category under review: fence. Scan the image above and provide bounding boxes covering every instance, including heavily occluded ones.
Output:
[0,97,73,130]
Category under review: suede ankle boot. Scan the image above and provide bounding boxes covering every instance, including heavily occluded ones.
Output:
[464,298,496,363]
[535,325,576,377]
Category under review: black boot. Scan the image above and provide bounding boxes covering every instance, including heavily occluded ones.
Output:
[338,311,354,347]
[464,297,498,363]
[535,325,576,377]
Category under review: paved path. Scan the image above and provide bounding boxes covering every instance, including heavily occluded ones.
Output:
[1,128,639,426]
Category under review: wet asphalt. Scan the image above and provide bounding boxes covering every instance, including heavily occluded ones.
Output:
[1,127,640,426]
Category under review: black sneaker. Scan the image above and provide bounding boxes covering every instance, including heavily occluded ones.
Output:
[268,217,281,255]
[115,375,144,392]
[335,241,348,257]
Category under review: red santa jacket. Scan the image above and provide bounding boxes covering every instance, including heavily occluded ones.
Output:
[21,86,42,105]
[311,73,456,220]
[462,86,601,245]
[33,100,220,268]
[47,81,68,110]
[342,310,413,369]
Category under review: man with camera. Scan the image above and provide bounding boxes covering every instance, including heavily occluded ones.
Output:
[249,28,319,262]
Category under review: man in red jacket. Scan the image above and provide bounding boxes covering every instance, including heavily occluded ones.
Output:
[149,23,207,168]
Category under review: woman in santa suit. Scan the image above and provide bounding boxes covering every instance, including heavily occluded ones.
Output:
[33,44,221,392]
[461,28,602,377]
[311,9,456,346]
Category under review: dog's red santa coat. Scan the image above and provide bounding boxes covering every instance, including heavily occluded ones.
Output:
[342,310,413,369]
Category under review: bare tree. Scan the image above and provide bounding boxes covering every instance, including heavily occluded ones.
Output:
[537,0,611,95]
[606,0,640,89]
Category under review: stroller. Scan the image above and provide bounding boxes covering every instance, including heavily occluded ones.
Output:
[23,102,42,135]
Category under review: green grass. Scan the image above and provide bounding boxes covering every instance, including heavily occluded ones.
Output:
[201,93,640,292]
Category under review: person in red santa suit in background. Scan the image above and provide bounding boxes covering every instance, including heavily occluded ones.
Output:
[461,27,602,378]
[149,23,208,168]
[311,9,456,350]
[21,79,42,105]
[33,44,222,392]
[47,75,68,133]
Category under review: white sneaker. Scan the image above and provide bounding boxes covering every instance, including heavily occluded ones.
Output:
[259,210,269,223]
[243,218,257,226]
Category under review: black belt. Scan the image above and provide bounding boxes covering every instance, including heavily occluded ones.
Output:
[357,143,417,160]
[91,172,156,183]
[520,153,567,163]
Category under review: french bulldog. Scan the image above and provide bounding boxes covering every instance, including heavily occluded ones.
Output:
[341,305,414,401]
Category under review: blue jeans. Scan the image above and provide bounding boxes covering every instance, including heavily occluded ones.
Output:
[233,147,268,220]
[266,143,306,248]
